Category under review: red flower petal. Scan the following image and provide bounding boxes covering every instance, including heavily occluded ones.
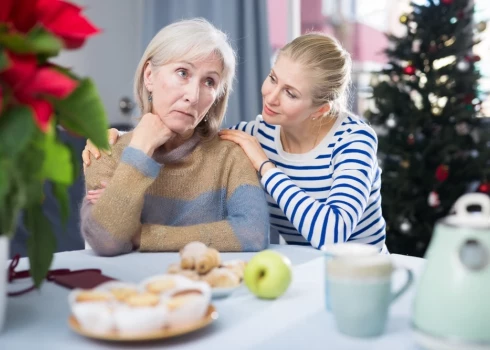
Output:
[25,98,53,132]
[0,0,15,22]
[38,0,99,49]
[9,0,39,33]
[0,53,37,92]
[36,0,82,26]
[26,67,78,99]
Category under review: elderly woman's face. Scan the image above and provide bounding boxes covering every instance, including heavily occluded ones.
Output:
[144,52,222,135]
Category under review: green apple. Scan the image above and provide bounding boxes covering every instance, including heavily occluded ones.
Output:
[244,250,292,299]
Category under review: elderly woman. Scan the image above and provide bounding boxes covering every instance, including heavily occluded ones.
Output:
[81,19,269,256]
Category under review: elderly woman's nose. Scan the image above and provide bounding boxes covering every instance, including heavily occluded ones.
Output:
[184,79,200,104]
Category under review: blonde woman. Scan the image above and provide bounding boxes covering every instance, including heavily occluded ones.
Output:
[84,33,387,253]
[81,19,269,256]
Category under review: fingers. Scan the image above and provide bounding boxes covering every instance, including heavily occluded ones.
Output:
[108,128,119,145]
[82,149,91,166]
[86,139,102,159]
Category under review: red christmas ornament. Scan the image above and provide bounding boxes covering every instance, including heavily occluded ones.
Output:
[441,0,453,4]
[479,183,490,194]
[473,55,481,62]
[403,65,416,75]
[435,165,449,182]
[463,94,475,104]
[407,134,415,145]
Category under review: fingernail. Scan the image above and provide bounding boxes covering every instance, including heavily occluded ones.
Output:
[88,190,95,194]
[110,139,115,145]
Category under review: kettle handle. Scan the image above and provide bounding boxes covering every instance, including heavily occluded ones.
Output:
[452,193,490,219]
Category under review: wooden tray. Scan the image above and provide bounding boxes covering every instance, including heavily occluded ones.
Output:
[69,305,217,341]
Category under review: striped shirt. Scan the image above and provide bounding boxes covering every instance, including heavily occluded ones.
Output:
[232,114,386,252]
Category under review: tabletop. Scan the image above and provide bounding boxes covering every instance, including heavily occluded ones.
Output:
[1,245,427,350]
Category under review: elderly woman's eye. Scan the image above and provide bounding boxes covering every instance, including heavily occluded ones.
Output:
[177,69,188,78]
[205,78,215,87]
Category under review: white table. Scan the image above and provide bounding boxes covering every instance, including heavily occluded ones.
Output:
[2,245,426,350]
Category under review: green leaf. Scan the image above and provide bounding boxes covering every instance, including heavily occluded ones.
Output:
[0,32,33,54]
[54,79,109,150]
[0,50,9,72]
[53,182,70,227]
[0,160,10,200]
[27,27,63,56]
[0,106,36,157]
[26,204,56,288]
[42,133,73,185]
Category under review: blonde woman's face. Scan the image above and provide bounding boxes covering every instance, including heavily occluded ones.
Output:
[144,52,222,135]
[261,56,320,127]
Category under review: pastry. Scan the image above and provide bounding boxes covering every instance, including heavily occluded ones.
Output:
[75,290,113,303]
[70,289,115,334]
[110,287,139,302]
[195,247,221,275]
[221,260,246,281]
[145,278,177,294]
[113,292,167,334]
[167,263,200,281]
[202,267,240,288]
[180,241,208,270]
[165,282,211,328]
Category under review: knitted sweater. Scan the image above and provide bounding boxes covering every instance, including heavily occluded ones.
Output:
[81,132,269,256]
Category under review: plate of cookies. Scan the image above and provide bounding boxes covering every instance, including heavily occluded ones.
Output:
[166,242,247,299]
[68,276,218,341]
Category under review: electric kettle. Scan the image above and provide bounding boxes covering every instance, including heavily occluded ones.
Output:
[413,193,490,350]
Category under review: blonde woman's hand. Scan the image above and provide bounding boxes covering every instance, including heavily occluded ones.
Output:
[129,113,175,156]
[86,181,107,204]
[218,129,274,175]
[82,128,120,171]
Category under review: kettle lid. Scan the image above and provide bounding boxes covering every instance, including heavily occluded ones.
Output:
[444,193,490,229]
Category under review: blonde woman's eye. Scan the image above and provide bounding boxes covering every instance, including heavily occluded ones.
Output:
[205,78,215,87]
[286,90,296,99]
[268,74,276,83]
[177,69,188,78]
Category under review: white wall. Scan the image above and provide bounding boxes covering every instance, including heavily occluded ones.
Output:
[53,0,145,125]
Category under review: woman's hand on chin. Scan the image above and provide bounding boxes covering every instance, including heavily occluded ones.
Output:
[129,113,175,156]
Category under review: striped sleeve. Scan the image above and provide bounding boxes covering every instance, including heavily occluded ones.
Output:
[260,127,378,249]
[228,116,260,136]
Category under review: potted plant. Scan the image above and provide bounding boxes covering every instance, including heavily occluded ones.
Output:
[0,0,109,331]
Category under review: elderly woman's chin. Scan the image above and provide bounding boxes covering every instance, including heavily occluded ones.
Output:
[164,118,197,136]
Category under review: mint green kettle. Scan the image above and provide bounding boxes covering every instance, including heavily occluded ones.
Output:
[413,193,490,350]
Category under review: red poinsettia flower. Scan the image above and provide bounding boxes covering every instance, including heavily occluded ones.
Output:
[0,53,78,131]
[0,0,99,49]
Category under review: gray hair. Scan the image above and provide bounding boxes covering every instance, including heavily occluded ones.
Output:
[134,18,236,140]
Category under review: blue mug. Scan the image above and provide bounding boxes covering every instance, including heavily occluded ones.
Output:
[326,255,413,338]
[321,243,379,311]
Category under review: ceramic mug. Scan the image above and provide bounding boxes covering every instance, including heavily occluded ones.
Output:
[321,243,379,311]
[327,255,413,338]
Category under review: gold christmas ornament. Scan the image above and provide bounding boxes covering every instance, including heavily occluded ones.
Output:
[400,14,409,24]
[476,21,487,32]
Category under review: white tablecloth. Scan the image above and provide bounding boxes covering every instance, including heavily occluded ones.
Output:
[1,245,426,349]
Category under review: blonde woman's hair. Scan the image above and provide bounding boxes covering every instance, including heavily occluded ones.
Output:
[278,32,352,117]
[134,18,236,140]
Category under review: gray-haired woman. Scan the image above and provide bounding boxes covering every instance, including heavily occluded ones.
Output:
[82,18,269,256]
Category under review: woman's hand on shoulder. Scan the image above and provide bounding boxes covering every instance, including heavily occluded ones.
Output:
[129,113,175,156]
[218,129,269,171]
[82,128,120,172]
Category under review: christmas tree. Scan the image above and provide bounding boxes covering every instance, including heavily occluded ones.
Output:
[367,0,490,257]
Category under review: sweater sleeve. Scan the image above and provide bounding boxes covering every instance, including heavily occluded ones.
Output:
[260,126,378,249]
[139,147,270,252]
[81,146,161,256]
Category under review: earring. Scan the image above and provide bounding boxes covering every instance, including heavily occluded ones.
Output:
[312,117,317,121]
[204,115,208,123]
[148,92,153,102]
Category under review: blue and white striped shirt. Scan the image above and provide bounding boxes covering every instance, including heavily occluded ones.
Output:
[232,114,386,252]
